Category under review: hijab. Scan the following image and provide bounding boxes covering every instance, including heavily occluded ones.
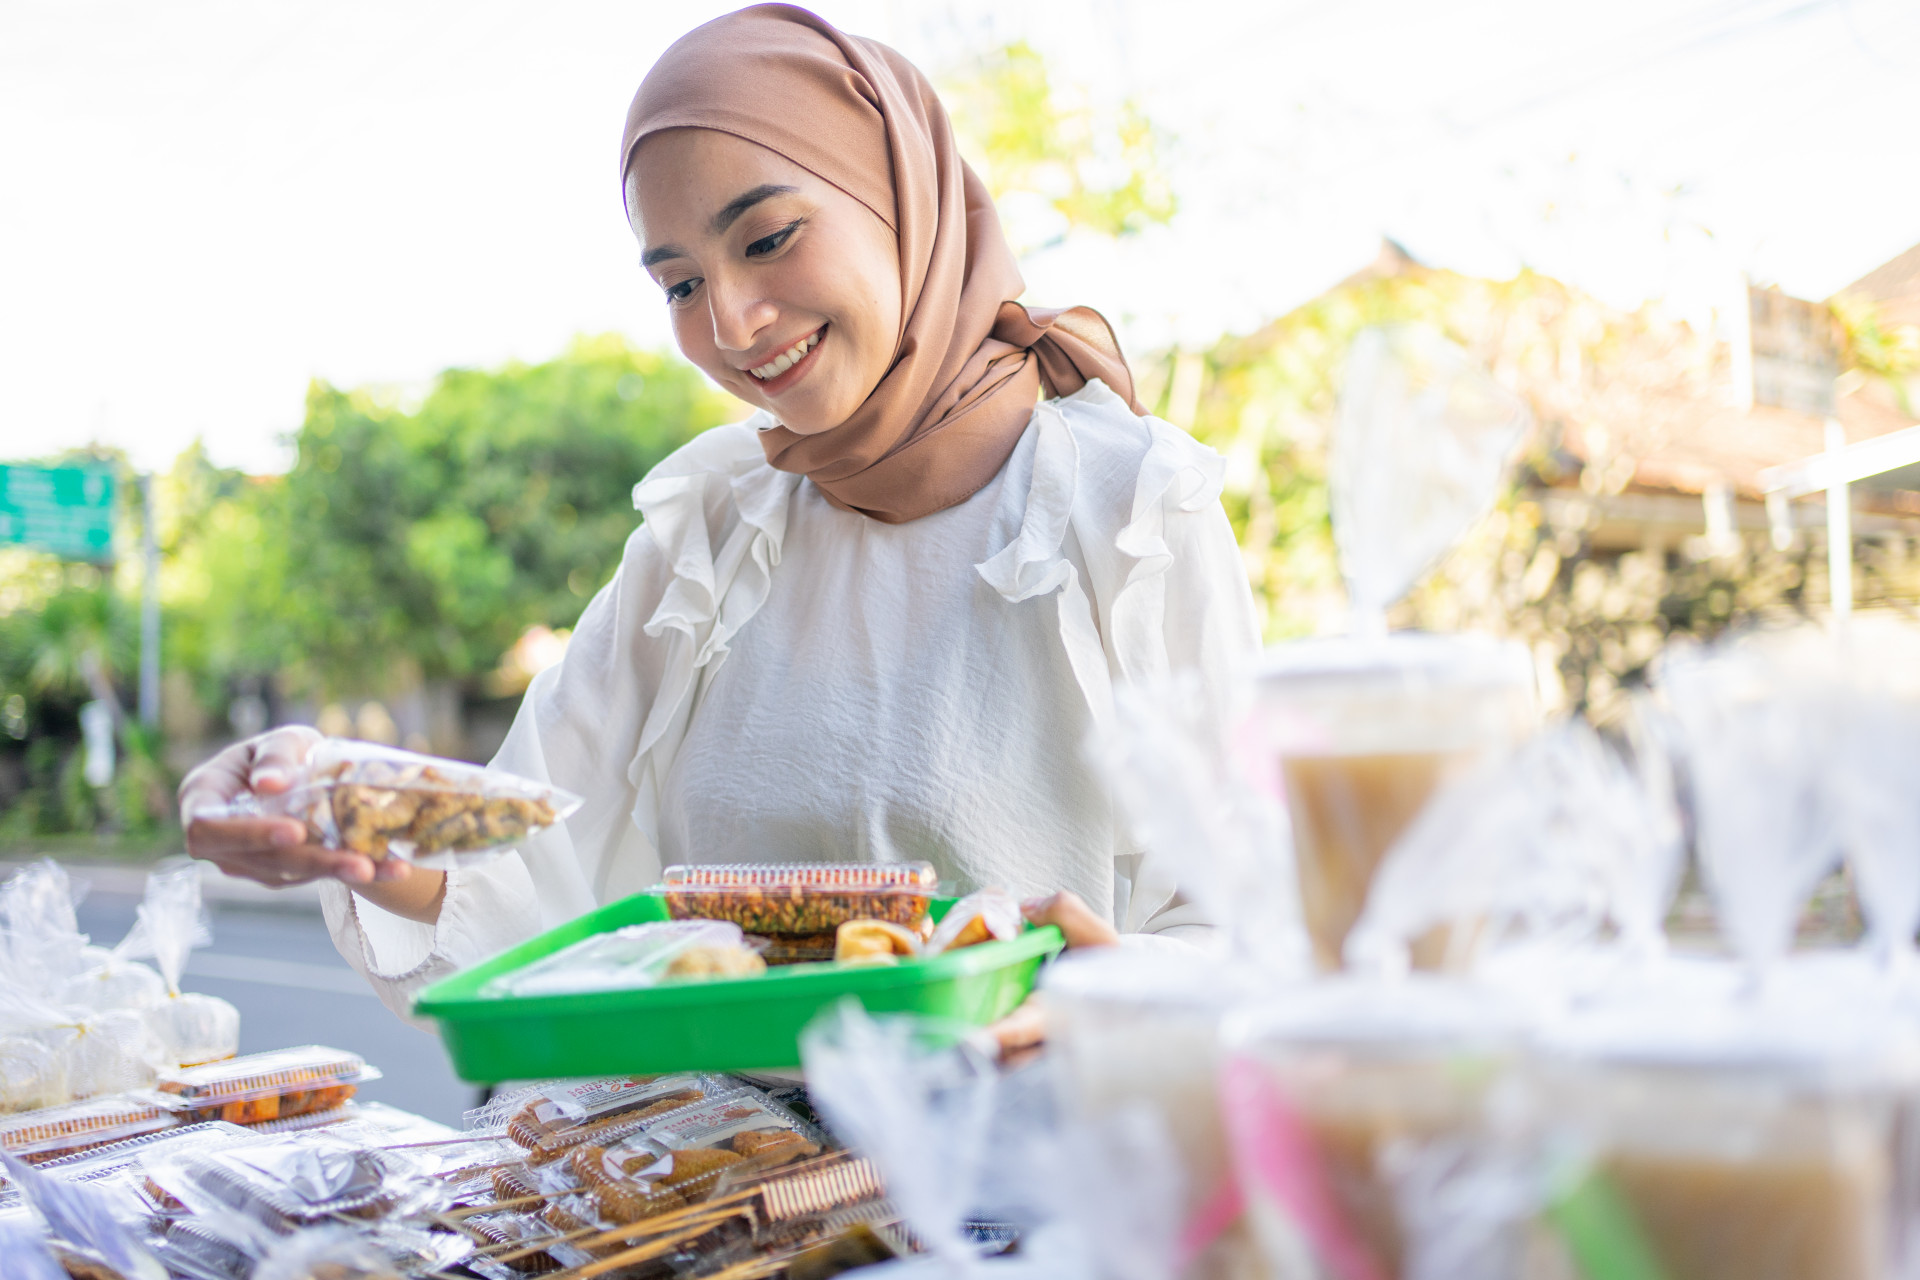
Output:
[620,3,1144,524]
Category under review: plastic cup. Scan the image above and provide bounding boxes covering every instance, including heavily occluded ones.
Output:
[1252,633,1536,971]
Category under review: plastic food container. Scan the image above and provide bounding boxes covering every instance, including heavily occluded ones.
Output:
[1252,633,1536,971]
[148,1045,379,1125]
[1536,998,1918,1280]
[657,862,938,935]
[1222,978,1526,1279]
[415,893,1062,1080]
[0,1093,182,1164]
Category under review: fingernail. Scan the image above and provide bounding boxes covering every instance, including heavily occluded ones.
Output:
[269,824,301,847]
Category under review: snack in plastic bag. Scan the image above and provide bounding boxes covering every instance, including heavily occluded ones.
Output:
[924,887,1021,955]
[198,738,581,869]
[834,919,920,965]
[0,1093,181,1164]
[480,921,758,998]
[141,1130,438,1231]
[0,861,93,1004]
[664,940,767,979]
[500,1075,712,1164]
[658,862,936,934]
[129,862,240,1068]
[1,1151,168,1280]
[150,1045,377,1125]
[0,1035,64,1115]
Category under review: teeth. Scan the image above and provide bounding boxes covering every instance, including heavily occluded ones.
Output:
[750,331,819,380]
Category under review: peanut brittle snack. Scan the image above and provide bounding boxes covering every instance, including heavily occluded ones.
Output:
[148,1045,377,1126]
[198,739,581,870]
[657,862,936,936]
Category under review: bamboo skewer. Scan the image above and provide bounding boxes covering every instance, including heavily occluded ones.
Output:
[445,1191,550,1219]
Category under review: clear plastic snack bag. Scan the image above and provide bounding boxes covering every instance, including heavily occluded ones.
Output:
[481,920,760,997]
[120,862,240,1068]
[140,1129,444,1233]
[200,738,582,870]
[0,860,93,1003]
[2,1150,169,1280]
[0,987,169,1108]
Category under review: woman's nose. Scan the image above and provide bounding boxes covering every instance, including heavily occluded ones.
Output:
[708,278,776,354]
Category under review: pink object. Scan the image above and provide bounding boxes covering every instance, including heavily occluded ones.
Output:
[1220,1056,1388,1280]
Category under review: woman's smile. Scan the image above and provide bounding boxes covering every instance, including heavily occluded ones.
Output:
[746,325,826,393]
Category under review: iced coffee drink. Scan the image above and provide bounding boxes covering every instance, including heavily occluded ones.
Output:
[1254,634,1535,971]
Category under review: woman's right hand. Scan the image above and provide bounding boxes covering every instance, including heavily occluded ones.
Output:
[179,726,401,889]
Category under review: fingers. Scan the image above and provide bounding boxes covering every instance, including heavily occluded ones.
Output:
[1021,891,1120,949]
[987,993,1048,1059]
[247,726,323,794]
[186,818,379,888]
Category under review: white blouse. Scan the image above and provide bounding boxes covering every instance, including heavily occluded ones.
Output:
[320,380,1261,1021]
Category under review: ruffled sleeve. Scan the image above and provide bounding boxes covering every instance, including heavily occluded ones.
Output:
[319,420,800,1023]
[975,379,1262,940]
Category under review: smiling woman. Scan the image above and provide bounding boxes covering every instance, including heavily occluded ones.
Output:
[180,1,1260,1031]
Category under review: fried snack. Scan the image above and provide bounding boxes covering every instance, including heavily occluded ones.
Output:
[834,919,921,965]
[925,887,1022,955]
[492,1162,547,1205]
[152,1046,372,1126]
[466,1215,560,1275]
[659,863,936,934]
[320,756,557,860]
[663,944,767,979]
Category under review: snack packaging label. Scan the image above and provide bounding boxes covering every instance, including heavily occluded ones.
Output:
[642,1094,804,1152]
[529,1074,703,1127]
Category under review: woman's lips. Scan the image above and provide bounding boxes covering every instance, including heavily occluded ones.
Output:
[746,325,826,394]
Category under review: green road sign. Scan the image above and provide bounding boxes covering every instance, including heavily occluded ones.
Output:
[0,464,117,562]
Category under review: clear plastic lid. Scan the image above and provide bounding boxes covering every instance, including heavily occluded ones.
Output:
[0,1094,180,1161]
[657,862,938,934]
[149,1045,377,1107]
[1254,632,1537,755]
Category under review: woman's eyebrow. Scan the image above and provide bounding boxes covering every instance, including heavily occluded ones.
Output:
[711,184,799,234]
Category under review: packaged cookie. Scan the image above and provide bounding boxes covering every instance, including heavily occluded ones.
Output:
[0,1093,181,1164]
[657,862,937,935]
[196,738,581,870]
[500,1074,713,1164]
[148,1045,377,1125]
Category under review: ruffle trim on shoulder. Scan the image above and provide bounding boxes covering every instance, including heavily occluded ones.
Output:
[625,418,801,805]
[975,378,1227,719]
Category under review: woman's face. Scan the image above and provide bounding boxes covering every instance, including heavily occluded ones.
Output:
[626,129,902,435]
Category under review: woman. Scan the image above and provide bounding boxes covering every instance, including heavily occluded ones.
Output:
[180,3,1259,1021]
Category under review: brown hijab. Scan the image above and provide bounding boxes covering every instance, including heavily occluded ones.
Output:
[620,3,1144,524]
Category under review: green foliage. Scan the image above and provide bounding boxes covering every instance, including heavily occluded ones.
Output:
[942,42,1176,245]
[220,335,734,693]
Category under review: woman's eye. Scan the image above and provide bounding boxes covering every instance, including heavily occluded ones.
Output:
[664,278,698,303]
[745,221,800,258]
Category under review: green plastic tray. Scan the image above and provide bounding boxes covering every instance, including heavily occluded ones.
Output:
[414,893,1063,1082]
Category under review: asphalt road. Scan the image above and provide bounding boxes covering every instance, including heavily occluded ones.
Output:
[72,888,481,1128]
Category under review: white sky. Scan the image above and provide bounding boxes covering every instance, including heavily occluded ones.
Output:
[5,0,1918,474]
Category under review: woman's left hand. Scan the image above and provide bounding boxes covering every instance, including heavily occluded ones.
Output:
[984,890,1117,1063]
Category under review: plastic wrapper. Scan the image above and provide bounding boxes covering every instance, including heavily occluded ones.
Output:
[1,1150,169,1280]
[58,958,168,1015]
[34,1121,252,1227]
[496,1073,716,1164]
[802,1000,1186,1280]
[0,1218,64,1280]
[148,1045,376,1125]
[658,861,937,934]
[0,860,93,1002]
[924,888,1021,956]
[131,862,239,1068]
[139,1129,442,1232]
[480,920,761,997]
[1044,946,1270,1278]
[195,738,581,870]
[0,1092,181,1164]
[1220,977,1530,1280]
[1330,323,1532,633]
[1345,716,1683,977]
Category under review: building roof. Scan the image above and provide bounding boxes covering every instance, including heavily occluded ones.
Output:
[1837,241,1920,329]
